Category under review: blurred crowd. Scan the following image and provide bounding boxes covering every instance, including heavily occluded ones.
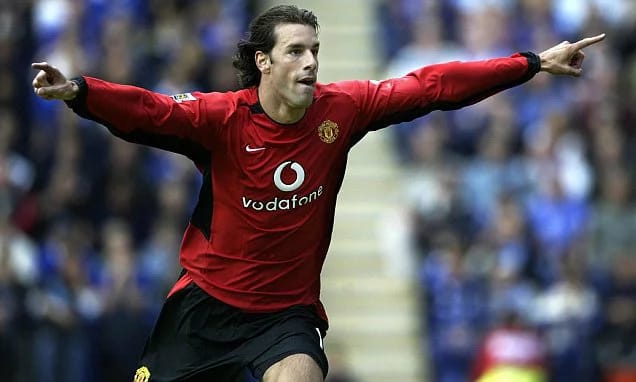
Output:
[376,1,636,381]
[1,1,256,381]
[2,0,636,382]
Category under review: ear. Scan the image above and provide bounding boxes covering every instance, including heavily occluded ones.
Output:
[255,51,271,74]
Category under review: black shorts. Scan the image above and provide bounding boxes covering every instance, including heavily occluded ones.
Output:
[135,281,329,382]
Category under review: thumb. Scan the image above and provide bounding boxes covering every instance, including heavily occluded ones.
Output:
[563,64,582,77]
[35,83,73,100]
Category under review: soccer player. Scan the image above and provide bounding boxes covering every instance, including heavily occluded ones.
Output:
[31,4,604,382]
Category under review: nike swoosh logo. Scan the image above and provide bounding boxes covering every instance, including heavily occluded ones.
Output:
[245,145,266,152]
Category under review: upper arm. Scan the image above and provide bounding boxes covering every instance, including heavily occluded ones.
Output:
[68,76,235,163]
[343,74,440,132]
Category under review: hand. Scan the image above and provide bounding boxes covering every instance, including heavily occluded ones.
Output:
[31,62,79,100]
[538,33,605,76]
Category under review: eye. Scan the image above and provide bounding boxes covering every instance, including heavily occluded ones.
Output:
[290,49,302,55]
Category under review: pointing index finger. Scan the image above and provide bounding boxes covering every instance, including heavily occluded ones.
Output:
[31,62,55,73]
[572,33,606,50]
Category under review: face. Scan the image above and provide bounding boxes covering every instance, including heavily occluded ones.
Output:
[259,23,319,109]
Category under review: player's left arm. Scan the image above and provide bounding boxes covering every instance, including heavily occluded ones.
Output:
[348,34,605,131]
[348,53,539,131]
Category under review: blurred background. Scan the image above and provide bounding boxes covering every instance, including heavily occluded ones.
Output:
[1,0,636,381]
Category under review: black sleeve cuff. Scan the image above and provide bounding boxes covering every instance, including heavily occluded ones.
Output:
[519,52,541,75]
[65,76,90,117]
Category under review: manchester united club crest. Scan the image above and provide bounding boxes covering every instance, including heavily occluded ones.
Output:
[317,120,339,143]
[134,366,151,382]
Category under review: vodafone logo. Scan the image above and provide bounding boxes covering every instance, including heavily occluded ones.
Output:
[273,161,305,192]
[241,160,324,212]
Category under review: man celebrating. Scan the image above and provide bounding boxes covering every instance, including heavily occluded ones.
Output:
[32,4,604,382]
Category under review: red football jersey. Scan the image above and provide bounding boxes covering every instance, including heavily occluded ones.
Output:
[67,53,539,319]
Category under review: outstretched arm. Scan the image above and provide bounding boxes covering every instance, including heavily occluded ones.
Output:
[31,62,228,162]
[348,34,606,132]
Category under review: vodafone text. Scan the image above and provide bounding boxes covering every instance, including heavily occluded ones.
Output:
[242,185,324,211]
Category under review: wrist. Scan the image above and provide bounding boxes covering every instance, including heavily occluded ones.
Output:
[539,53,550,72]
[520,51,542,75]
[67,79,80,100]
[64,76,87,108]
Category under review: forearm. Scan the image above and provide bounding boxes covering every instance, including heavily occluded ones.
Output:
[413,52,541,110]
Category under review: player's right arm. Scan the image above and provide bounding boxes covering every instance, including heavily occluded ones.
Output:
[31,62,229,162]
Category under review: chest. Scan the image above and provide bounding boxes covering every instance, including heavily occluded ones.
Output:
[212,105,359,204]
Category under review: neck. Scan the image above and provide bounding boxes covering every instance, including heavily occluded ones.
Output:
[257,85,306,124]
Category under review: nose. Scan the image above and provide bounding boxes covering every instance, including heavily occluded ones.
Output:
[302,51,317,71]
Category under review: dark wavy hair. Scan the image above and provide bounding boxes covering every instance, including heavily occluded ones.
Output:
[232,5,319,89]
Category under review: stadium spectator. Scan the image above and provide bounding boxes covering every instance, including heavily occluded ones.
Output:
[594,254,636,382]
[419,232,489,382]
[532,258,601,381]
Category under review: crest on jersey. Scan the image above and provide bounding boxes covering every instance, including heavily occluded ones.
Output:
[318,120,338,143]
[134,366,151,382]
[170,93,196,103]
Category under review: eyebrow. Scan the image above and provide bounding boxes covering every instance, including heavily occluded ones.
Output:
[286,42,320,50]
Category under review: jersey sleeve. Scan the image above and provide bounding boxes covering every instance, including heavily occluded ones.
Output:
[65,76,232,165]
[346,52,540,132]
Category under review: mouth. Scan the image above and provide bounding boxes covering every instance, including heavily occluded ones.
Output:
[297,76,316,87]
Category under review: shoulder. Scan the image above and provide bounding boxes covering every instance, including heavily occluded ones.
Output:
[197,87,256,105]
[316,80,368,94]
[166,87,256,127]
[315,81,369,104]
[195,87,258,118]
